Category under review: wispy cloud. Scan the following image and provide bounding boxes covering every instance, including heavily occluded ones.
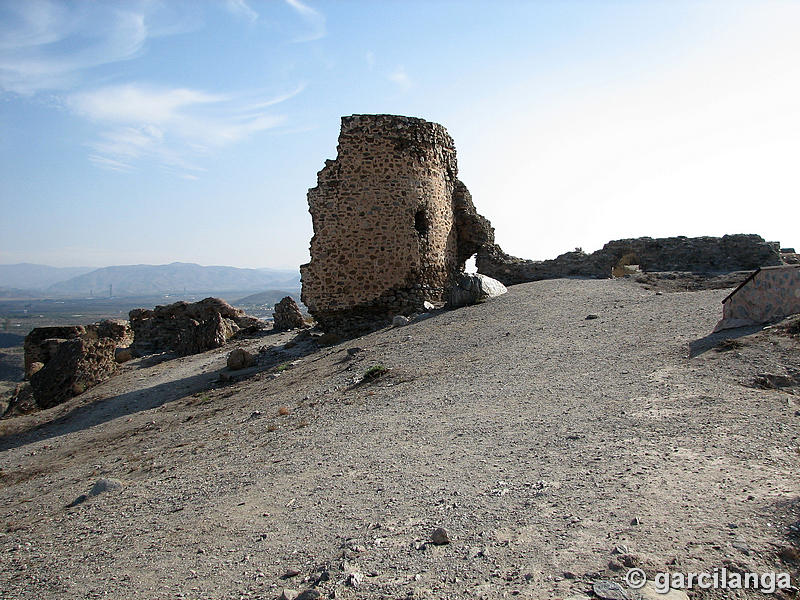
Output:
[285,0,326,42]
[0,1,150,94]
[70,83,302,175]
[388,66,412,90]
[225,0,258,23]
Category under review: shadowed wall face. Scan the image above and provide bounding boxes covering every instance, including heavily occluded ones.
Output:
[301,114,490,334]
[722,265,800,325]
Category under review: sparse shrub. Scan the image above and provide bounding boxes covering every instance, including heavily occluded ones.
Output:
[278,406,290,416]
[715,338,744,352]
[362,364,388,382]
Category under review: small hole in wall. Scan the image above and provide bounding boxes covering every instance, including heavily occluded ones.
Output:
[414,208,429,237]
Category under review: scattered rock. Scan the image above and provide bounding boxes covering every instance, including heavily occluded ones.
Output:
[592,580,638,600]
[315,332,341,346]
[422,301,435,311]
[431,527,450,545]
[392,315,410,327]
[585,314,599,320]
[630,517,640,526]
[345,571,363,587]
[114,347,133,363]
[732,539,750,555]
[447,273,507,308]
[639,581,689,600]
[346,347,363,357]
[28,361,44,377]
[273,297,307,331]
[778,545,800,563]
[227,348,255,370]
[89,478,123,497]
[278,589,298,600]
[1,383,36,419]
[295,589,321,600]
[282,568,301,579]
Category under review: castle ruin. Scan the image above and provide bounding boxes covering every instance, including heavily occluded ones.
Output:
[301,114,786,335]
[300,114,492,334]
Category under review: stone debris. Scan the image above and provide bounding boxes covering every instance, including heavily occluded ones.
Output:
[592,580,639,600]
[345,571,364,587]
[273,296,308,331]
[22,320,133,409]
[430,527,450,545]
[478,234,783,286]
[114,347,133,363]
[392,315,410,327]
[89,478,123,497]
[294,591,320,600]
[447,273,507,308]
[129,297,262,356]
[1,383,36,418]
[639,582,689,600]
[226,348,255,370]
[278,590,298,600]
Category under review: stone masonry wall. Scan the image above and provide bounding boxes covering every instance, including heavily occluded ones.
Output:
[301,114,492,334]
[477,234,784,286]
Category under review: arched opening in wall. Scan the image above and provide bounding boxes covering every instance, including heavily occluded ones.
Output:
[414,208,429,238]
[464,253,478,274]
[612,252,641,278]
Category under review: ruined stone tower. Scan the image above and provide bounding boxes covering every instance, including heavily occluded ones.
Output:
[301,114,493,334]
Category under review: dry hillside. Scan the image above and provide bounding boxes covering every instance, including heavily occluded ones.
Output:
[1,278,798,600]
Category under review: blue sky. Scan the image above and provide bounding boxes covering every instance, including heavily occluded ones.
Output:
[1,0,798,269]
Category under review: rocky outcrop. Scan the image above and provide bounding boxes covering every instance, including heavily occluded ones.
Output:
[301,114,494,336]
[477,235,784,286]
[272,297,307,331]
[21,320,132,409]
[129,297,262,356]
[447,273,507,308]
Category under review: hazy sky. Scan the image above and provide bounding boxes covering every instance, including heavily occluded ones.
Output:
[1,0,798,269]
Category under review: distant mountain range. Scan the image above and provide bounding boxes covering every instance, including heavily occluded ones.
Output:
[0,262,301,298]
[0,263,95,290]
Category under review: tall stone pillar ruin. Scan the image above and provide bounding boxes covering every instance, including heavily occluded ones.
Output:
[301,114,493,334]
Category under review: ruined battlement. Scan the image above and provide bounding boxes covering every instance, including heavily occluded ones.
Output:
[300,114,492,334]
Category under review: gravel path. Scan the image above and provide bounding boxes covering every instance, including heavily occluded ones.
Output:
[1,278,798,600]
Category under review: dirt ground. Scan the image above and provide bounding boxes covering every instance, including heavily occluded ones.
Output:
[1,278,798,600]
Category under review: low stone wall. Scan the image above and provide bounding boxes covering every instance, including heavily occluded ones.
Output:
[477,234,783,286]
[23,320,132,409]
[129,297,262,356]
